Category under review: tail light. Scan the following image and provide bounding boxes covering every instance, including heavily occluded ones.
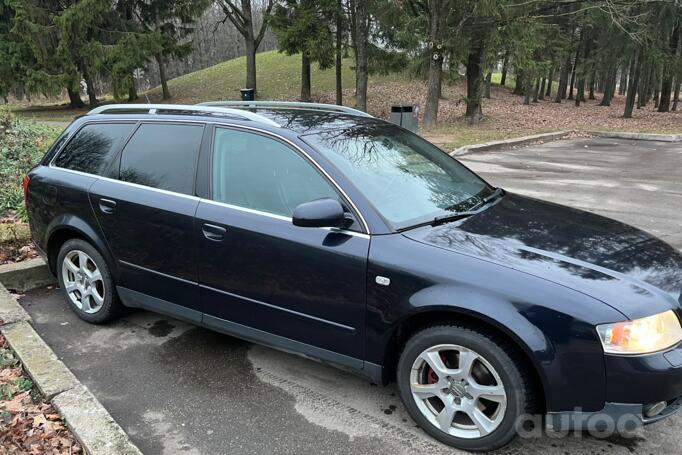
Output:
[23,175,30,208]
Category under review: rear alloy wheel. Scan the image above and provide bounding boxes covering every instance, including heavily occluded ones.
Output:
[61,250,105,314]
[397,325,533,452]
[57,239,121,324]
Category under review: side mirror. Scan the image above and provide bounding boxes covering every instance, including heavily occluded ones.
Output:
[292,198,347,228]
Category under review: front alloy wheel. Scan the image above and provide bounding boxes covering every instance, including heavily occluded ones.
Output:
[397,325,533,452]
[410,344,507,439]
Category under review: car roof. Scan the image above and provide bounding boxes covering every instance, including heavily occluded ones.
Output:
[78,103,389,136]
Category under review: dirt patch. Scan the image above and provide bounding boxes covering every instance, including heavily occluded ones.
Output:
[0,218,37,265]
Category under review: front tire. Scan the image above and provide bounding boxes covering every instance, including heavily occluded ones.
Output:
[57,239,121,324]
[397,324,534,452]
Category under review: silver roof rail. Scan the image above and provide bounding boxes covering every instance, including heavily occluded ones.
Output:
[197,100,373,118]
[86,103,280,127]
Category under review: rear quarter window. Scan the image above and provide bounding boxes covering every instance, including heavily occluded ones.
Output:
[54,123,134,175]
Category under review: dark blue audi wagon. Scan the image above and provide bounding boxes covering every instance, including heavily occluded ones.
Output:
[24,101,682,451]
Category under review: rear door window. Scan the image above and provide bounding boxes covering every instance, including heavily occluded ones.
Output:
[119,123,204,195]
[54,123,134,175]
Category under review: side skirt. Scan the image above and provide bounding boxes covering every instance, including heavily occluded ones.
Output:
[116,286,383,383]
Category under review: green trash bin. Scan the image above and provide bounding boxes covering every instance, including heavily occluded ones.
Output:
[240,88,255,101]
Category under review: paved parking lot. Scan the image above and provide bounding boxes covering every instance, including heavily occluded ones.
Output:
[19,138,682,454]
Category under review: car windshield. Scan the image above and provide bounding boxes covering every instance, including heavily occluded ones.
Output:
[302,124,494,230]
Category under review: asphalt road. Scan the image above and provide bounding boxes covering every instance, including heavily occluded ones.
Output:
[18,138,682,454]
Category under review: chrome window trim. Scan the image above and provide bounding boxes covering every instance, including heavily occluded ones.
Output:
[47,166,370,240]
[200,199,370,239]
[49,118,371,234]
[47,166,202,202]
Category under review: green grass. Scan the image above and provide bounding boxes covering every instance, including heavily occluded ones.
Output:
[422,123,552,150]
[146,50,371,103]
[490,72,516,87]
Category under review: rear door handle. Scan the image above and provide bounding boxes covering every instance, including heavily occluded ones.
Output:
[202,223,227,241]
[98,198,117,214]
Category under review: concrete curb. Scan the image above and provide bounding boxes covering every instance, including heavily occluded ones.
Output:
[0,257,56,293]
[450,131,571,156]
[449,130,682,156]
[588,131,682,142]
[0,282,143,455]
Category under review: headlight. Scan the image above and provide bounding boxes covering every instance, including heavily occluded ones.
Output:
[596,310,682,355]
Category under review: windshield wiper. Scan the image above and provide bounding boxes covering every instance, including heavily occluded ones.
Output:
[397,211,478,232]
[431,211,479,225]
[469,187,504,212]
[397,187,505,232]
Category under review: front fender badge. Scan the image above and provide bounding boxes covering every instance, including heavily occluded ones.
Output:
[375,276,391,286]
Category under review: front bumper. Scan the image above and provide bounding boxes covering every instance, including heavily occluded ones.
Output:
[547,397,682,432]
[548,342,682,432]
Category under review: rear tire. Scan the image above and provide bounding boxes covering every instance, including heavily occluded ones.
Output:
[57,239,121,324]
[397,324,534,452]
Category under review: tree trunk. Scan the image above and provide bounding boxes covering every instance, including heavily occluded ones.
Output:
[545,67,554,97]
[335,0,343,106]
[128,79,138,102]
[575,77,585,106]
[424,0,446,127]
[658,21,680,112]
[639,62,653,108]
[600,65,614,106]
[555,65,566,102]
[348,0,357,97]
[539,78,546,100]
[301,53,311,102]
[245,38,257,93]
[652,67,660,108]
[568,55,578,100]
[513,69,525,95]
[484,72,492,99]
[618,63,628,95]
[588,69,596,100]
[673,77,680,111]
[523,75,532,105]
[155,53,171,100]
[557,50,572,102]
[500,51,509,86]
[532,77,540,103]
[624,51,641,118]
[67,86,84,109]
[82,71,98,108]
[355,0,369,112]
[465,35,486,126]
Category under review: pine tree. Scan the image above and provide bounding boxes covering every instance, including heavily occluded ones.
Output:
[270,0,335,102]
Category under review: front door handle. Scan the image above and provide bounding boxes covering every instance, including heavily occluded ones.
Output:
[98,198,117,214]
[202,223,227,241]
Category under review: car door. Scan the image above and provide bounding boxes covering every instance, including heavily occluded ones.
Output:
[90,122,206,321]
[196,126,370,363]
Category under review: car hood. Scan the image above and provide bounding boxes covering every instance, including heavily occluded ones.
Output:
[402,193,682,320]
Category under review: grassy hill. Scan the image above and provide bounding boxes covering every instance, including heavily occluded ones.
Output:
[145,50,410,105]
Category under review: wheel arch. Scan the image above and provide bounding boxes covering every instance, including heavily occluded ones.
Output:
[45,216,115,278]
[382,307,549,414]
